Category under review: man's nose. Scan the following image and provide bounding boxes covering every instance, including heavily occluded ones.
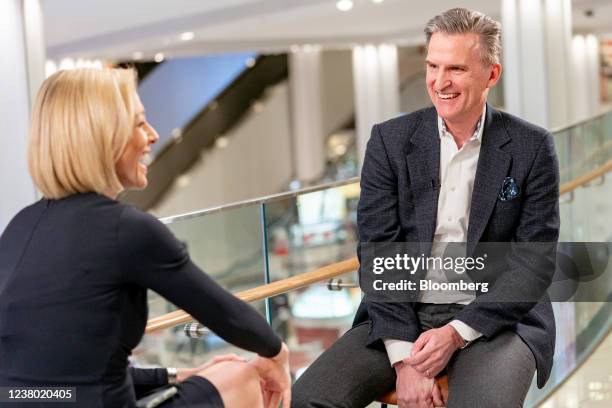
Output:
[434,71,451,91]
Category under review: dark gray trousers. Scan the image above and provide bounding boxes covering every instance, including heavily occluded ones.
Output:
[292,304,536,408]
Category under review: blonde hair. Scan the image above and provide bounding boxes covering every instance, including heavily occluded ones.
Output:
[28,68,137,199]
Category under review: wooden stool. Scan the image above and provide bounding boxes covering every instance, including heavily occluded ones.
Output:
[378,375,448,407]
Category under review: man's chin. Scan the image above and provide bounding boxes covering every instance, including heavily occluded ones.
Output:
[434,108,459,123]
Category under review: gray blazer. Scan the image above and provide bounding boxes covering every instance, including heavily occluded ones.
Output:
[353,104,560,388]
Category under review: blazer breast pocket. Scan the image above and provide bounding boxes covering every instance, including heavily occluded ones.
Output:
[489,198,522,237]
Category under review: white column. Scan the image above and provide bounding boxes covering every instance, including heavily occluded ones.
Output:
[502,0,573,128]
[585,35,601,118]
[569,34,602,122]
[0,0,44,232]
[352,44,399,166]
[289,46,326,184]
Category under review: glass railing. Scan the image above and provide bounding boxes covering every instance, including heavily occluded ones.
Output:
[134,111,612,407]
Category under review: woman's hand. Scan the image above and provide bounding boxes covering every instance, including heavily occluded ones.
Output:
[250,343,291,408]
[176,353,246,382]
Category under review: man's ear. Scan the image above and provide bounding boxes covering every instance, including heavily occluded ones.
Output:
[487,63,502,88]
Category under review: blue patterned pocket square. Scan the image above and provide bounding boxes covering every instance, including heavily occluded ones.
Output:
[498,177,520,201]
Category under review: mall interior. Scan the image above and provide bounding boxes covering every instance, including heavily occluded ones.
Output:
[1,0,611,406]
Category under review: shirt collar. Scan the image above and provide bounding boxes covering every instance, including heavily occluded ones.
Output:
[437,104,487,142]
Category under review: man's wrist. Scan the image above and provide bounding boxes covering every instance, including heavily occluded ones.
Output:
[445,325,467,349]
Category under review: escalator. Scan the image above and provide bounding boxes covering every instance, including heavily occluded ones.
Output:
[120,53,288,211]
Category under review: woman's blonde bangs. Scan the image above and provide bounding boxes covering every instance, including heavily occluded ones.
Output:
[28,68,137,199]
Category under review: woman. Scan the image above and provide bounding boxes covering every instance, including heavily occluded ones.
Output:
[0,68,290,408]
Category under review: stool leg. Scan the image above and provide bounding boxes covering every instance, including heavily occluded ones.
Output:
[381,404,387,408]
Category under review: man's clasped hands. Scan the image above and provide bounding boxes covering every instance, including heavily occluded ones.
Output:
[394,325,465,408]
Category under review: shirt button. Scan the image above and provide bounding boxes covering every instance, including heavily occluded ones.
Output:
[447,217,452,222]
[450,186,456,192]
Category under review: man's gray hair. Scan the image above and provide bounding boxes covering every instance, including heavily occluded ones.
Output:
[424,8,502,66]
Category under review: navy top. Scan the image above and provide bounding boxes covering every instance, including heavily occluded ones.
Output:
[0,193,281,406]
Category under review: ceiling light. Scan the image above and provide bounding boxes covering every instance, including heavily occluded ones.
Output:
[59,58,75,70]
[252,101,264,113]
[245,57,256,68]
[176,175,190,188]
[154,52,165,63]
[372,0,384,3]
[171,128,183,139]
[180,31,195,41]
[45,60,57,78]
[132,51,144,60]
[215,137,229,149]
[336,0,353,12]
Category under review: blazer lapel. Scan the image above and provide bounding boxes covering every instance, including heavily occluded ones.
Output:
[405,107,440,255]
[467,105,512,254]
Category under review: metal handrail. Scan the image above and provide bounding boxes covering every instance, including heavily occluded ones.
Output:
[160,177,359,224]
[549,106,612,134]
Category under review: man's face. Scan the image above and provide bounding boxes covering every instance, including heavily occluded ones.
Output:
[426,32,501,125]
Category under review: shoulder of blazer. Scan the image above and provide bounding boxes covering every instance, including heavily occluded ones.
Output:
[495,108,551,146]
[374,106,437,151]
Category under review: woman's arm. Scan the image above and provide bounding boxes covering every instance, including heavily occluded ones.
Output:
[117,206,281,357]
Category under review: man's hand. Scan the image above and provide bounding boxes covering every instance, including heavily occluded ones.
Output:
[394,361,444,408]
[403,325,464,378]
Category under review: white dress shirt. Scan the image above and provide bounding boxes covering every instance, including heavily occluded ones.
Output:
[383,106,487,366]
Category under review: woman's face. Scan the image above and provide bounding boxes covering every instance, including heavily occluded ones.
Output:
[116,94,159,191]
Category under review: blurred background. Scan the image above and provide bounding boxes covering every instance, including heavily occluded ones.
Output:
[1,1,611,406]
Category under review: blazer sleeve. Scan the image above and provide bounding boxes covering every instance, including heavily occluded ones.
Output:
[358,124,421,346]
[454,132,560,337]
[117,206,282,358]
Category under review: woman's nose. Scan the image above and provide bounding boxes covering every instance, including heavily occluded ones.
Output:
[146,123,160,144]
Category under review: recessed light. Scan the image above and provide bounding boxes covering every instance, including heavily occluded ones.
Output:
[59,58,75,70]
[45,60,57,78]
[171,128,183,139]
[176,175,191,188]
[372,0,384,3]
[180,31,195,41]
[336,0,353,12]
[154,53,165,63]
[215,137,229,149]
[252,101,264,113]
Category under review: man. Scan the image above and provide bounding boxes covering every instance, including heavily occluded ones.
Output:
[292,8,558,408]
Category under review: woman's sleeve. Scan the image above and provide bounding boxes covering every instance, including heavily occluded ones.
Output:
[129,367,168,398]
[117,206,282,358]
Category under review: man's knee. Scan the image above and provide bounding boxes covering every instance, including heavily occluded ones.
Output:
[291,383,313,408]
